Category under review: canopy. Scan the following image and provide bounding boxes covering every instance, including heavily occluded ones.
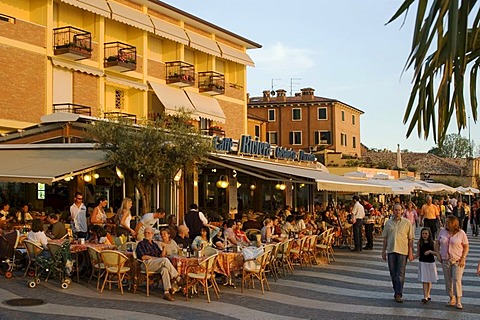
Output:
[455,186,480,195]
[0,144,108,184]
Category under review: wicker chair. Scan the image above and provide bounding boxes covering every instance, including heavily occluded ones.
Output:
[100,250,130,295]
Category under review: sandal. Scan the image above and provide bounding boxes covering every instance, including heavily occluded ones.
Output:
[422,298,428,304]
[446,300,456,307]
[456,303,463,309]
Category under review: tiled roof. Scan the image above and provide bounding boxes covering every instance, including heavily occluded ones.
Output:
[362,151,463,175]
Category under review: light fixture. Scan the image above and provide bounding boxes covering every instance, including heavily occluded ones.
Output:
[236,181,242,188]
[300,183,305,188]
[174,169,182,182]
[275,182,286,190]
[93,173,100,179]
[250,181,257,191]
[83,174,92,182]
[116,166,124,179]
[64,176,72,182]
[216,175,229,189]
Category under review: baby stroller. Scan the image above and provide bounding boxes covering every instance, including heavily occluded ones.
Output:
[0,230,21,278]
[27,239,73,289]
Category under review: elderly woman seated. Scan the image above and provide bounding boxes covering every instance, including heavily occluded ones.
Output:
[158,228,179,257]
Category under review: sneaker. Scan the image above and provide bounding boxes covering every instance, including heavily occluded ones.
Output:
[163,293,175,301]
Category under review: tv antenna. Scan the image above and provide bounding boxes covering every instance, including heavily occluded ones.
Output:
[290,78,301,96]
[271,78,281,95]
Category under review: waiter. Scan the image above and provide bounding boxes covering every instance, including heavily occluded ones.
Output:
[351,195,365,252]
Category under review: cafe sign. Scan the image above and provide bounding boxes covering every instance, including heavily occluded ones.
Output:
[213,135,316,162]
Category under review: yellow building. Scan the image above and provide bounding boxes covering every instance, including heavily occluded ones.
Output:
[0,0,261,138]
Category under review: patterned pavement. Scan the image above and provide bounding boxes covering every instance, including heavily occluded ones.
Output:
[1,232,479,320]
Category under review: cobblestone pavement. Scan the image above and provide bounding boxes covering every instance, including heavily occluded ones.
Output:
[1,233,479,320]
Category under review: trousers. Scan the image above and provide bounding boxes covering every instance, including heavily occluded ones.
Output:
[441,260,465,298]
[143,257,179,292]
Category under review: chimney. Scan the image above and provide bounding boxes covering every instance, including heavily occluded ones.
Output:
[262,90,271,102]
[301,87,315,101]
[276,89,287,102]
[294,92,301,97]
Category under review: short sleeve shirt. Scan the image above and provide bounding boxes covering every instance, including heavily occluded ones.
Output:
[382,217,413,255]
[422,204,439,219]
[437,228,469,261]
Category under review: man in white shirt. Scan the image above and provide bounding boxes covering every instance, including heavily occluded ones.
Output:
[351,195,365,252]
[70,192,88,239]
[135,208,166,240]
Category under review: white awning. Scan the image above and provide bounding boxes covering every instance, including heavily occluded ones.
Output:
[105,75,148,91]
[148,81,198,117]
[51,57,104,77]
[217,42,254,67]
[185,30,221,57]
[0,145,108,184]
[108,1,154,33]
[210,154,391,193]
[184,91,226,123]
[61,0,111,18]
[149,16,189,45]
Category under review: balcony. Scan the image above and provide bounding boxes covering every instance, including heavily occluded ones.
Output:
[53,103,92,116]
[104,42,136,72]
[201,126,225,137]
[165,61,195,87]
[103,112,137,124]
[53,26,92,61]
[198,71,225,95]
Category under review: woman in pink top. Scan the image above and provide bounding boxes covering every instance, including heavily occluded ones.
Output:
[435,215,469,309]
[403,202,418,227]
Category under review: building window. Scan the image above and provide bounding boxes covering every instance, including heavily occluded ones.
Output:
[267,131,278,144]
[254,125,260,138]
[315,131,330,145]
[353,136,357,148]
[352,114,356,125]
[292,108,301,121]
[317,107,327,120]
[341,133,347,147]
[268,109,276,121]
[289,131,302,145]
[341,110,345,122]
[115,89,125,109]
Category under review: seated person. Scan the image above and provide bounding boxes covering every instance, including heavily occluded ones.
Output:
[261,218,278,242]
[282,215,297,236]
[135,227,185,301]
[234,220,250,244]
[0,202,13,222]
[272,217,283,237]
[46,213,67,239]
[16,204,33,223]
[27,218,49,249]
[191,224,219,252]
[173,225,192,249]
[211,228,226,250]
[303,213,318,234]
[159,228,178,257]
[242,212,262,231]
[223,219,240,246]
[89,225,113,245]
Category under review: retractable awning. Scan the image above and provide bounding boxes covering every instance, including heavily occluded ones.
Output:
[61,0,111,18]
[210,154,391,193]
[184,91,226,123]
[217,42,254,67]
[149,16,189,45]
[0,145,108,184]
[108,1,154,33]
[148,81,198,116]
[185,30,221,57]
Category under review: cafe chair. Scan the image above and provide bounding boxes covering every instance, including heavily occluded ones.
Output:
[185,253,220,302]
[132,250,162,297]
[87,247,105,290]
[241,249,271,294]
[264,243,280,281]
[316,229,335,264]
[304,235,318,267]
[289,236,308,269]
[276,239,294,276]
[245,229,261,242]
[100,250,130,295]
[23,240,43,277]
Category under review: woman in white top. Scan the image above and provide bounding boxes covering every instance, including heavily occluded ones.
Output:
[116,198,136,238]
[27,218,48,249]
[159,228,178,257]
[91,197,108,227]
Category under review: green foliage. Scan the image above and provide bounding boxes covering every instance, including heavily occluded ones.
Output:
[87,110,213,213]
[388,1,480,144]
[376,161,391,169]
[345,159,360,167]
[428,133,473,158]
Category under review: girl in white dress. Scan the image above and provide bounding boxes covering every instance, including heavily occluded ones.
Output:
[415,227,438,303]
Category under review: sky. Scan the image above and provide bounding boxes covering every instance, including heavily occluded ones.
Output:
[163,0,478,152]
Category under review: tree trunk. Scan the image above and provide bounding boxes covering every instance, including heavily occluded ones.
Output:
[135,181,151,216]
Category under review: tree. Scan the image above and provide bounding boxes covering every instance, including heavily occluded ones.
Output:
[87,112,213,214]
[388,1,480,144]
[427,133,472,158]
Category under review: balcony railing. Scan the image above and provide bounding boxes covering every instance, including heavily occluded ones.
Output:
[201,127,225,137]
[103,112,137,124]
[198,71,225,95]
[104,42,136,72]
[165,61,195,87]
[53,103,92,116]
[53,26,92,60]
